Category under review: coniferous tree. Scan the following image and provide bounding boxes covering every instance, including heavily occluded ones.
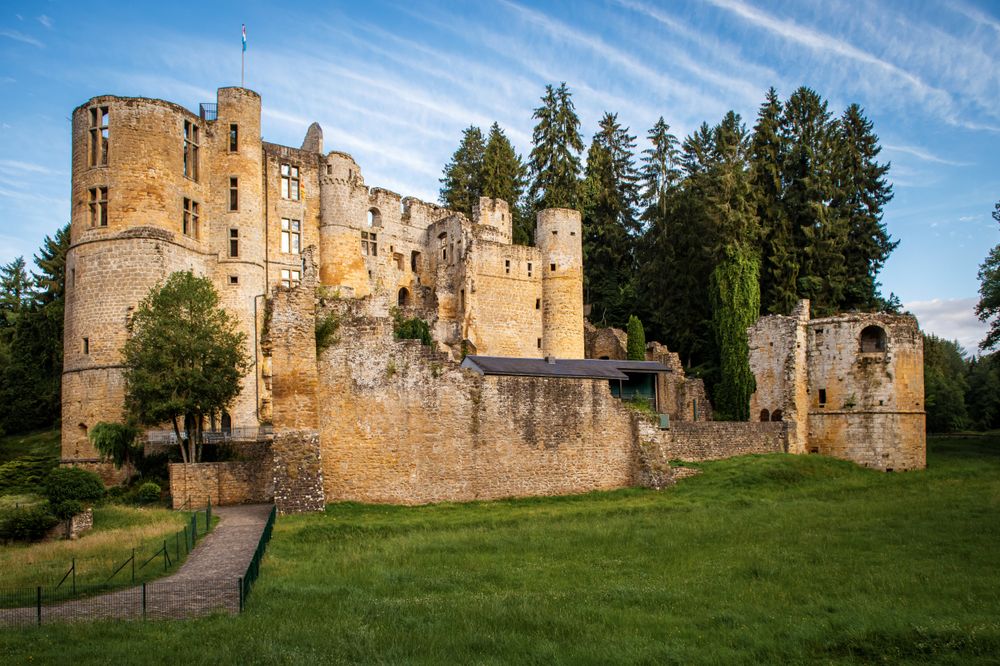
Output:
[833,104,897,311]
[33,225,69,306]
[0,257,31,334]
[780,87,846,316]
[481,122,530,244]
[751,88,797,314]
[581,113,640,327]
[528,83,584,211]
[439,125,486,218]
[626,315,646,360]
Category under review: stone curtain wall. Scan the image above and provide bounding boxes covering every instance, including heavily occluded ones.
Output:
[639,420,787,462]
[168,460,273,509]
[317,313,639,504]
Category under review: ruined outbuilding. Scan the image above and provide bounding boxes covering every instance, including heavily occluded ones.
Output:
[748,300,926,471]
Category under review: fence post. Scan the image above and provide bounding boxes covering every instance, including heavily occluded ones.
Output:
[207,496,212,526]
[163,540,168,571]
[142,582,147,621]
[36,586,41,626]
[131,548,136,583]
[238,576,244,612]
[72,557,76,595]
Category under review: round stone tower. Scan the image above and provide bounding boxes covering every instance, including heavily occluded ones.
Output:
[63,88,265,471]
[535,208,585,358]
[318,151,371,296]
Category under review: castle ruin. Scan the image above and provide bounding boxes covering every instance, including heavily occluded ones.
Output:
[62,86,925,511]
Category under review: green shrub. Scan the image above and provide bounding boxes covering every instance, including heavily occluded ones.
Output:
[52,499,84,519]
[0,455,57,492]
[137,482,162,503]
[0,504,59,541]
[43,467,105,505]
[392,308,432,346]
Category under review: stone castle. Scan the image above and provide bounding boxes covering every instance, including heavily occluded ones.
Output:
[63,86,925,512]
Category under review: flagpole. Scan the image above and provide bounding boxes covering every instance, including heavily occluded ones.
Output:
[241,24,246,88]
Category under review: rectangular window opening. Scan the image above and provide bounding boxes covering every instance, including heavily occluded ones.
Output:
[82,337,89,355]
[280,163,300,200]
[229,275,239,285]
[229,228,239,258]
[280,269,301,288]
[535,298,541,310]
[505,259,510,274]
[410,251,420,272]
[527,262,533,277]
[818,388,827,407]
[229,123,238,152]
[537,338,542,349]
[361,231,377,256]
[183,120,199,180]
[281,218,301,254]
[550,263,556,272]
[229,177,239,211]
[89,187,108,227]
[183,198,200,238]
[89,106,109,167]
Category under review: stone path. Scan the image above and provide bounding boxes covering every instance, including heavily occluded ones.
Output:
[0,504,273,626]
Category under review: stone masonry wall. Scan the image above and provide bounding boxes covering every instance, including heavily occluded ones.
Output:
[168,460,274,509]
[639,420,787,462]
[271,430,325,513]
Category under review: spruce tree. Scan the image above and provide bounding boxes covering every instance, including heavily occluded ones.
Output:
[639,117,681,223]
[481,123,530,244]
[33,224,69,306]
[0,257,31,334]
[780,87,846,316]
[833,104,897,311]
[528,83,584,211]
[581,113,640,327]
[439,125,486,218]
[751,88,798,314]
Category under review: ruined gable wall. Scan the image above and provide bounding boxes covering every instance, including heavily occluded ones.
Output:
[805,314,925,470]
[315,304,639,504]
[263,143,322,291]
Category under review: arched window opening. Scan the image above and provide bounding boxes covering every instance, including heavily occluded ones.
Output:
[221,412,232,434]
[860,325,887,353]
[771,409,783,422]
[367,208,382,228]
[760,409,770,422]
[398,287,410,307]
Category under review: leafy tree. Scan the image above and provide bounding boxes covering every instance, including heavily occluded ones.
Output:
[581,113,641,327]
[528,83,584,211]
[626,315,646,360]
[439,125,485,218]
[122,271,251,463]
[833,104,897,311]
[481,122,530,244]
[975,200,1000,351]
[923,334,969,432]
[88,421,143,471]
[966,352,1000,430]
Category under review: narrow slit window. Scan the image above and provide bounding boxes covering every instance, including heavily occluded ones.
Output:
[229,228,239,257]
[229,123,238,152]
[550,263,556,272]
[82,337,89,354]
[229,177,239,211]
[818,389,827,407]
[505,259,510,274]
[527,262,533,277]
[535,298,541,310]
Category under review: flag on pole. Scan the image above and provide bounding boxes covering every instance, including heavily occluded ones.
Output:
[242,24,247,52]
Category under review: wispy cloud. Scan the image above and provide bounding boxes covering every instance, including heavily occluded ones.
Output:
[883,143,972,166]
[0,29,44,48]
[37,15,52,29]
[949,1,1000,35]
[702,0,987,131]
[906,297,988,353]
[0,159,55,174]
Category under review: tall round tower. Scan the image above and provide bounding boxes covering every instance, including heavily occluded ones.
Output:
[318,152,371,296]
[63,89,264,472]
[535,208,584,358]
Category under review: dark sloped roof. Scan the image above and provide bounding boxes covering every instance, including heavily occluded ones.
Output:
[461,356,669,380]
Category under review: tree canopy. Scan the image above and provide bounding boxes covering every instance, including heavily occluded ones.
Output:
[122,271,251,463]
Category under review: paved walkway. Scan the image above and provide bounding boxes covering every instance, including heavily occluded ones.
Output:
[0,504,273,626]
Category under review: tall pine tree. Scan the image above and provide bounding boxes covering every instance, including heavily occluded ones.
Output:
[481,122,530,244]
[439,125,486,218]
[528,83,584,211]
[581,113,640,327]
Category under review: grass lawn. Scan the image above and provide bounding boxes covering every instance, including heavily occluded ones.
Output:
[0,506,208,595]
[0,429,60,464]
[1,435,998,664]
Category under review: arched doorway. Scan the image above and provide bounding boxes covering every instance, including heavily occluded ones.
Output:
[398,287,410,307]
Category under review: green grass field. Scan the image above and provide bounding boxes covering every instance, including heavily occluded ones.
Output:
[1,435,998,664]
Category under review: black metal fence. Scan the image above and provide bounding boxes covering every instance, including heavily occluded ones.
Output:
[0,503,278,627]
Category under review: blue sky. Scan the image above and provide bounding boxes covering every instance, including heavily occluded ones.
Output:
[1,0,998,350]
